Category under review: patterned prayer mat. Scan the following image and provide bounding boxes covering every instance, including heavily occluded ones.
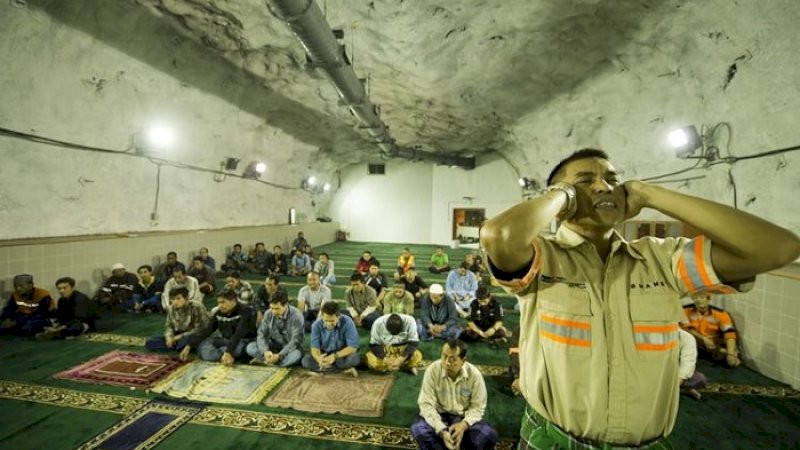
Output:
[265,371,395,418]
[75,397,205,450]
[151,361,288,404]
[53,350,187,389]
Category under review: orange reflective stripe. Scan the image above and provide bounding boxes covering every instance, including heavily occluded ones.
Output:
[633,323,679,333]
[635,341,678,351]
[678,256,696,292]
[540,313,591,330]
[540,330,591,347]
[508,348,520,355]
[693,238,715,288]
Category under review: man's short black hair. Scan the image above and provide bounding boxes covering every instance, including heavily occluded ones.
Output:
[219,289,238,301]
[227,270,241,279]
[55,277,75,287]
[321,301,340,316]
[138,265,153,272]
[169,286,189,299]
[192,255,203,262]
[319,252,329,258]
[268,290,288,305]
[445,338,468,359]
[167,251,178,257]
[267,275,280,284]
[386,314,404,335]
[350,272,364,282]
[234,243,242,249]
[460,261,470,270]
[173,267,185,275]
[476,284,491,300]
[256,242,265,247]
[546,148,610,186]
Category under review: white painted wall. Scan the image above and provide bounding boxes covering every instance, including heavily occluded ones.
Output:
[0,3,331,239]
[328,161,433,244]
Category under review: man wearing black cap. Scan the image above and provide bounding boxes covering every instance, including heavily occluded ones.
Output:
[1,274,53,336]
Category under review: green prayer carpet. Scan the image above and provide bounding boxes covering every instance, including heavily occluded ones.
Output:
[0,241,797,449]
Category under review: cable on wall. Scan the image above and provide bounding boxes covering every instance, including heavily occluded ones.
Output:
[0,126,299,190]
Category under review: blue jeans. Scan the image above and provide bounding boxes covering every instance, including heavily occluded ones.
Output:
[145,334,192,352]
[417,319,462,340]
[129,293,162,312]
[197,336,251,362]
[245,341,302,367]
[301,352,360,372]
[341,310,380,330]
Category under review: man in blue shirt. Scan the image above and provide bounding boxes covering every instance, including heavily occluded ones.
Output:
[246,290,304,367]
[301,301,360,377]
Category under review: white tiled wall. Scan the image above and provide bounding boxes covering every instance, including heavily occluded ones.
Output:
[0,222,339,303]
[718,269,800,389]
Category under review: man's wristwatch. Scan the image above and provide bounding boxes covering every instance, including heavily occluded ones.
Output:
[547,182,577,219]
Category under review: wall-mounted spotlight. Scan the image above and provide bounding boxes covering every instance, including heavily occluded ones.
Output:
[323,182,331,192]
[243,161,266,179]
[667,125,703,158]
[145,124,174,149]
[307,175,317,186]
[518,177,541,191]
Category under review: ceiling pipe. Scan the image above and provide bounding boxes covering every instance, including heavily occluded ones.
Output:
[264,0,475,170]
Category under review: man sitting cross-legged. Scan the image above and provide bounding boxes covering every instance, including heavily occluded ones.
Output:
[382,281,415,316]
[161,267,201,311]
[97,263,139,312]
[0,274,52,337]
[680,292,741,367]
[429,246,451,274]
[221,243,247,272]
[253,275,288,324]
[301,301,361,377]
[417,284,462,341]
[246,290,304,367]
[36,277,95,341]
[297,271,333,332]
[190,289,257,366]
[403,268,428,308]
[313,252,336,286]
[461,285,507,344]
[290,249,312,277]
[144,287,209,361]
[223,271,254,305]
[445,261,479,319]
[132,265,163,313]
[344,273,381,330]
[188,256,216,297]
[411,339,498,450]
[366,313,423,375]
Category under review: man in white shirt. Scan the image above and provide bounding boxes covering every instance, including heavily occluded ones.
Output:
[161,268,200,311]
[678,328,706,400]
[411,339,498,450]
[297,272,332,332]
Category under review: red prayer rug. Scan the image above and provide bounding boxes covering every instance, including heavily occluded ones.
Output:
[53,350,187,389]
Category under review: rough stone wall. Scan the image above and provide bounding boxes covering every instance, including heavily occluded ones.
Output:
[0,1,334,239]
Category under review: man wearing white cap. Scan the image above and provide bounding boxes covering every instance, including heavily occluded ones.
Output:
[95,263,138,311]
[417,283,462,341]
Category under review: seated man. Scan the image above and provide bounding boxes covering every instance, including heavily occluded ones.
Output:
[394,247,416,281]
[417,284,462,341]
[355,250,379,276]
[429,246,451,274]
[161,268,201,310]
[403,268,428,307]
[366,313,423,375]
[269,245,288,276]
[245,242,272,275]
[154,251,186,284]
[254,275,288,324]
[313,252,336,286]
[680,292,740,367]
[133,265,164,313]
[302,301,360,377]
[464,253,487,278]
[246,291,304,367]
[96,263,139,311]
[1,274,52,337]
[198,246,216,270]
[297,272,332,332]
[188,256,216,296]
[411,339,498,450]
[678,328,706,400]
[364,262,389,304]
[223,271,254,305]
[344,273,381,330]
[445,262,479,318]
[36,276,95,341]
[383,282,415,316]
[221,243,247,272]
[303,244,316,266]
[289,249,312,277]
[190,289,257,365]
[461,285,506,343]
[144,287,209,361]
[292,231,309,252]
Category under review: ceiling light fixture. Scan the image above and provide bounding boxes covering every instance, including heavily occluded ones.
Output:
[243,161,266,179]
[667,125,703,159]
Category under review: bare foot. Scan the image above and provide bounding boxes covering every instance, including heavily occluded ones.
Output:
[409,367,418,376]
[343,367,359,378]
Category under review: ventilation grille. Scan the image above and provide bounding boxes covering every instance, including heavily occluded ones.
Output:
[368,163,385,175]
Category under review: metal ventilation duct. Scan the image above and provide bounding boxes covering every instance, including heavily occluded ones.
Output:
[264,0,475,169]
